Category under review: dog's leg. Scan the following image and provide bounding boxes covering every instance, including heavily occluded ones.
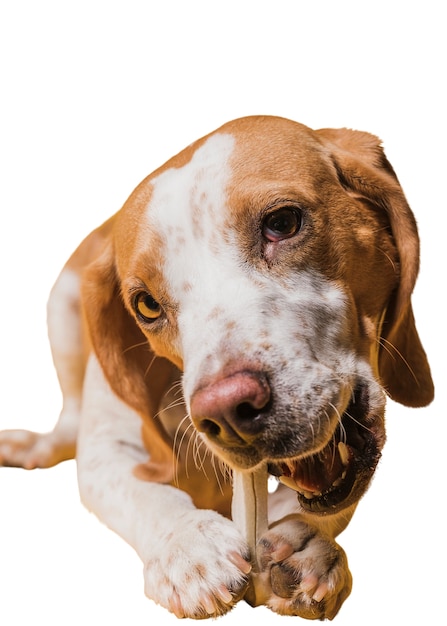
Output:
[0,268,82,468]
[77,354,251,619]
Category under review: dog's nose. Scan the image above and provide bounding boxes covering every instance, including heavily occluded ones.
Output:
[190,371,271,445]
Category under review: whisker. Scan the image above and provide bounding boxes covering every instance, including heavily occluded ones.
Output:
[210,454,226,495]
[309,420,316,448]
[328,401,347,445]
[168,379,184,396]
[143,354,158,380]
[152,379,185,422]
[374,245,397,274]
[192,435,209,475]
[153,397,186,422]
[173,414,192,455]
[221,461,232,482]
[122,340,150,355]
[343,411,375,434]
[173,415,192,485]
[377,337,420,384]
[325,405,339,469]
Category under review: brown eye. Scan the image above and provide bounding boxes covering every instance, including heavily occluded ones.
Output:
[262,207,302,242]
[134,292,162,323]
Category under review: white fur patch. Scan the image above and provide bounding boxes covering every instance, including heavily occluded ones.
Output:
[47,268,81,356]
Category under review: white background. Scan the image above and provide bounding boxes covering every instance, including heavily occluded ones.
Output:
[0,2,444,624]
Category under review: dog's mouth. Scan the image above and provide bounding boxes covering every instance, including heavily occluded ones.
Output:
[268,384,385,515]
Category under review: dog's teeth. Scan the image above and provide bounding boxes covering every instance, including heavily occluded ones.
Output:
[332,468,348,489]
[279,475,298,491]
[338,442,350,466]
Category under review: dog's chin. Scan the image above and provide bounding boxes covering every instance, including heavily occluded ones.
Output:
[229,384,386,517]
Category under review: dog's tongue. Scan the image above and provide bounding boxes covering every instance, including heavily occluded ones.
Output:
[279,442,351,495]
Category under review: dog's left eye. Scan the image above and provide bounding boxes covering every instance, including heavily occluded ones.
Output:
[133,292,162,323]
[262,207,302,242]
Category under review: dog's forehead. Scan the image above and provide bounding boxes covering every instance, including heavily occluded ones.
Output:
[148,131,234,230]
[144,121,328,243]
[143,132,237,279]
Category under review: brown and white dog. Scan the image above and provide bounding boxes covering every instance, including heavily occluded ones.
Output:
[0,116,434,620]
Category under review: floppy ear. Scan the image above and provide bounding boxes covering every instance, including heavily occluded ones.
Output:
[81,239,177,481]
[317,128,434,408]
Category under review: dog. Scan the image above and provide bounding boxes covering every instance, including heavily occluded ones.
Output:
[0,116,434,620]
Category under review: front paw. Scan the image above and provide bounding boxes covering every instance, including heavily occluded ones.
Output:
[255,516,352,620]
[0,429,73,468]
[143,509,251,619]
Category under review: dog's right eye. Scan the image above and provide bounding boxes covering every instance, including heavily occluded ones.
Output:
[262,206,302,242]
[133,292,162,323]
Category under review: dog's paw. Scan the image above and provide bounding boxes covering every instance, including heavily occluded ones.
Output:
[142,509,251,619]
[255,516,352,620]
[0,429,75,468]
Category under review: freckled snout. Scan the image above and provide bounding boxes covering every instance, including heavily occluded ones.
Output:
[190,371,271,446]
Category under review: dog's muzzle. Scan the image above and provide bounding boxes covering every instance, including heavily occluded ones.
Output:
[190,372,386,516]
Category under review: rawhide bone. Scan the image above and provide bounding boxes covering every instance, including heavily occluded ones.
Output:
[231,465,269,605]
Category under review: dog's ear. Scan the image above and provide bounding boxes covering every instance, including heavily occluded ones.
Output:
[81,238,176,480]
[317,128,434,408]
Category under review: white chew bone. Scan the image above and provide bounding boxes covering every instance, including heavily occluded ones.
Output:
[232,465,269,605]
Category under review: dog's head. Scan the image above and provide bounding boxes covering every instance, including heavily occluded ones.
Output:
[83,116,433,515]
